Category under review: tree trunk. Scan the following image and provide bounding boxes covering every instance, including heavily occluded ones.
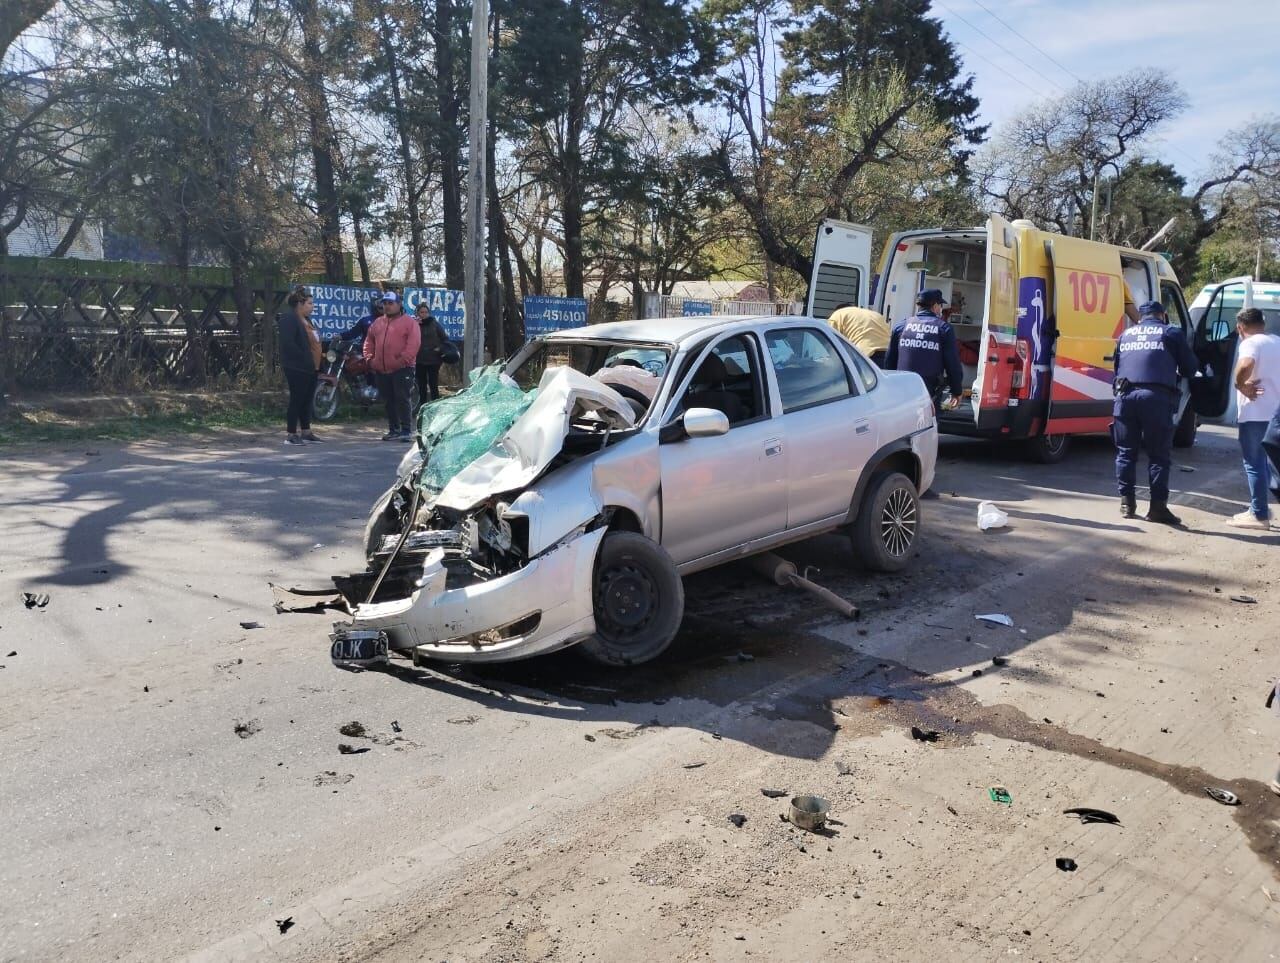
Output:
[379,8,425,284]
[435,0,466,290]
[297,0,346,282]
[351,205,372,284]
[484,4,503,357]
[50,209,87,258]
[560,11,586,298]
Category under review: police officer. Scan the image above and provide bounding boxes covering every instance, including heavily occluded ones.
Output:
[1112,300,1198,524]
[885,288,965,410]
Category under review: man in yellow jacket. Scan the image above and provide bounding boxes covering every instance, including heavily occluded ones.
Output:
[825,302,890,365]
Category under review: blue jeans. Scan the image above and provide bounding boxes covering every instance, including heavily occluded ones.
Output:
[1239,421,1272,520]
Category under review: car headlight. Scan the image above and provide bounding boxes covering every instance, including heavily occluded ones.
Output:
[326,349,337,363]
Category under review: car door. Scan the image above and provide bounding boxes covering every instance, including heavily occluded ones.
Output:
[763,325,879,529]
[657,333,788,567]
[1159,280,1199,425]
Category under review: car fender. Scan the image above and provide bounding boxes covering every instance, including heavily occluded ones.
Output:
[843,435,926,525]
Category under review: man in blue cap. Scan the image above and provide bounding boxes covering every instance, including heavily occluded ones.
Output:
[885,288,965,411]
[1112,300,1198,523]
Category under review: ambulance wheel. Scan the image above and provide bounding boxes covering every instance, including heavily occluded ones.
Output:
[849,471,919,573]
[1026,432,1071,464]
[1172,406,1198,448]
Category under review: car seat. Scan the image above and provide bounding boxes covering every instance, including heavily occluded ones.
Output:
[684,353,747,423]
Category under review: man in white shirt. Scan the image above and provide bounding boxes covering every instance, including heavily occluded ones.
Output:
[1228,307,1280,529]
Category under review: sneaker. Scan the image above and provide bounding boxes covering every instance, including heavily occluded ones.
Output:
[1226,510,1270,530]
[398,431,414,443]
[285,434,305,446]
[301,432,322,443]
[1145,503,1182,526]
[381,431,400,442]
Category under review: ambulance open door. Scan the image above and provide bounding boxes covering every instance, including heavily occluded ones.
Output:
[1043,235,1126,434]
[970,214,1018,428]
[806,220,873,319]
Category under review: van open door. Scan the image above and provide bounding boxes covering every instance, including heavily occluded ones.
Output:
[1043,234,1126,434]
[971,214,1019,428]
[806,219,873,319]
[1190,276,1252,419]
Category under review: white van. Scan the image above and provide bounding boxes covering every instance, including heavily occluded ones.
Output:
[1188,278,1280,425]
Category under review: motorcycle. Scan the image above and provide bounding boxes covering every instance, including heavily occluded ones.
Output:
[312,338,380,421]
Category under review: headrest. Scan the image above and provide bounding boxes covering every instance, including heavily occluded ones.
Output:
[695,353,729,383]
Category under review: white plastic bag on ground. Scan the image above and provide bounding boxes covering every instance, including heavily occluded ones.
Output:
[976,500,1008,531]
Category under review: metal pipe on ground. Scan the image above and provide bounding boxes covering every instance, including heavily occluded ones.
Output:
[747,552,859,620]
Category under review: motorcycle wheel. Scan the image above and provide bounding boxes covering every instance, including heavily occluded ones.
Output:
[312,382,340,421]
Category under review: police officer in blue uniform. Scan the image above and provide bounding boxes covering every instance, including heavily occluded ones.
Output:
[1113,301,1198,524]
[885,289,965,410]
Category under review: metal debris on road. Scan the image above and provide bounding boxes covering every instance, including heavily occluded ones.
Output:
[447,715,479,725]
[682,761,706,769]
[975,613,1013,626]
[910,726,939,743]
[21,592,50,609]
[276,917,294,934]
[584,734,596,742]
[748,552,860,619]
[788,795,830,832]
[1056,858,1078,872]
[239,621,264,630]
[338,743,370,755]
[1230,595,1257,604]
[1063,808,1120,826]
[1205,787,1240,806]
[270,583,350,614]
[728,813,747,828]
[761,788,789,798]
[391,720,402,733]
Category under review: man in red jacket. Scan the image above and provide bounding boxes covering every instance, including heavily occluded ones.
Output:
[363,291,422,441]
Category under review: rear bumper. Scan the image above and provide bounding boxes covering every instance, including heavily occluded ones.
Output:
[330,528,605,663]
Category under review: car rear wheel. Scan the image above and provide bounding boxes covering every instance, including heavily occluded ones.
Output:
[579,532,684,667]
[1172,404,1197,448]
[849,471,919,573]
[1026,432,1071,463]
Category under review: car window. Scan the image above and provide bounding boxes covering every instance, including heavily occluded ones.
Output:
[764,327,854,413]
[676,334,765,427]
[847,347,878,392]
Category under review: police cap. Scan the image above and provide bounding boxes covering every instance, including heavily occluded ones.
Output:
[916,288,949,307]
[1137,300,1166,316]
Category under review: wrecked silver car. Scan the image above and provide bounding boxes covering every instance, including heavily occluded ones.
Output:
[330,315,938,668]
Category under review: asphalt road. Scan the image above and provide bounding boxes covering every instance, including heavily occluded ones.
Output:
[1,422,1276,961]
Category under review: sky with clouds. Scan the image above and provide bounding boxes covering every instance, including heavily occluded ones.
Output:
[932,0,1280,183]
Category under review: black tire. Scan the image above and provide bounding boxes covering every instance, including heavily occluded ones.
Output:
[848,471,920,573]
[312,382,339,421]
[1172,404,1198,448]
[1025,432,1071,464]
[579,532,684,667]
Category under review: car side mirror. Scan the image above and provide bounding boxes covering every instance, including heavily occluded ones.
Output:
[659,407,730,443]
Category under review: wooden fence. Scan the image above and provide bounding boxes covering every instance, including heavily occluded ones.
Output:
[0,257,291,393]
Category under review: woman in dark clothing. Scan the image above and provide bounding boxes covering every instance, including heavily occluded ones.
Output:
[414,302,448,405]
[276,286,322,445]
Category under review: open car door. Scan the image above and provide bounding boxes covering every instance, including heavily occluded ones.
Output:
[806,220,873,319]
[1189,276,1252,419]
[970,214,1019,428]
[1043,234,1126,434]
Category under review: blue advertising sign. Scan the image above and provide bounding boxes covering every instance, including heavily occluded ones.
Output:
[682,299,713,316]
[308,284,379,337]
[404,287,466,340]
[524,295,589,338]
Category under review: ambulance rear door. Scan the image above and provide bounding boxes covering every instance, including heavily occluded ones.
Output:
[1043,236,1126,434]
[806,220,873,319]
[971,214,1019,429]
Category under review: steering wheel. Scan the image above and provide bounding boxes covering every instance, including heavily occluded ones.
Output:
[608,383,653,413]
[641,358,665,374]
[608,357,644,369]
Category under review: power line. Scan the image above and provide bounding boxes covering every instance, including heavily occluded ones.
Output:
[934,1,1068,95]
[965,0,1086,85]
[948,37,1049,100]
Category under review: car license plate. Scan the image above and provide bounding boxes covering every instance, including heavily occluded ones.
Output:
[331,631,389,667]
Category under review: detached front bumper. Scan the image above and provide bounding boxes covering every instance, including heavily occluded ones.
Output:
[331,528,606,663]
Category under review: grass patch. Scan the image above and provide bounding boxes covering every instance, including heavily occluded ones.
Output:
[0,396,381,447]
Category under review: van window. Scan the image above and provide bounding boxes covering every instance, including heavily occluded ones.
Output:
[810,264,862,320]
[1160,283,1191,337]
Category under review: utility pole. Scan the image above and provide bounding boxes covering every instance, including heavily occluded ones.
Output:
[1089,171,1099,241]
[463,0,489,382]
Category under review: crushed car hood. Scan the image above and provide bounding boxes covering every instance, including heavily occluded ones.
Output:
[432,366,636,512]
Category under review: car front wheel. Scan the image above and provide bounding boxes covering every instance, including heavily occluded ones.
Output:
[579,532,684,667]
[849,470,919,573]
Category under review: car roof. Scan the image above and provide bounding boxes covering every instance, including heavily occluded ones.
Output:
[542,314,804,347]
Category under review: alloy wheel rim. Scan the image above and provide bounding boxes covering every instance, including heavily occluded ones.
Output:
[880,487,917,557]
